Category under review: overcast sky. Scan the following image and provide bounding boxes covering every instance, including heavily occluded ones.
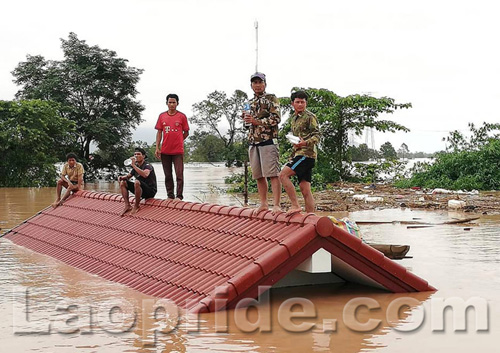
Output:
[1,0,499,153]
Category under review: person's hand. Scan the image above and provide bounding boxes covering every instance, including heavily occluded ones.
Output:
[293,137,306,149]
[130,156,136,165]
[155,148,161,159]
[118,176,126,181]
[243,112,255,125]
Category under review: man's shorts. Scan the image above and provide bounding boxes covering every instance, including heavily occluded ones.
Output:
[126,180,157,199]
[285,156,316,183]
[249,144,280,179]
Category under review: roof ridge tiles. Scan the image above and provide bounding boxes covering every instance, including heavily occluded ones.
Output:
[72,191,332,227]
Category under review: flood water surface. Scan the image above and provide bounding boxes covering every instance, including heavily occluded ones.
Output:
[1,163,499,352]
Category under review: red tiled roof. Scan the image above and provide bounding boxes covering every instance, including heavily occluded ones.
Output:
[3,191,435,312]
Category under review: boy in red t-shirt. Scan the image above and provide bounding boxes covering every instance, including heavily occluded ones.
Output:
[155,93,190,200]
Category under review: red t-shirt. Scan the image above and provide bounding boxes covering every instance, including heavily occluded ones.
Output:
[155,111,189,155]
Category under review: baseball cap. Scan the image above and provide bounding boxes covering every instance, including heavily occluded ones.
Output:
[250,72,266,82]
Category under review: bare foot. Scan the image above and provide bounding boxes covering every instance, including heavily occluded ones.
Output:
[285,207,302,216]
[120,206,132,216]
[51,200,61,209]
[172,198,182,203]
[253,204,269,216]
[130,206,140,215]
[271,205,282,214]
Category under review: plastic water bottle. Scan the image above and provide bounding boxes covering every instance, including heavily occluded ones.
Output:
[123,158,132,166]
[242,101,252,127]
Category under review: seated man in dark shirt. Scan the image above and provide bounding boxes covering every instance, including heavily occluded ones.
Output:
[118,147,157,215]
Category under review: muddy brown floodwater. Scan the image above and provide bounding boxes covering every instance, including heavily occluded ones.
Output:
[1,163,499,352]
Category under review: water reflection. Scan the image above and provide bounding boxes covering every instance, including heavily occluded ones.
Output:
[1,163,499,352]
[0,238,432,353]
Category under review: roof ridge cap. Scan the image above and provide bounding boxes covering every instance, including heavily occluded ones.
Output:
[73,191,335,236]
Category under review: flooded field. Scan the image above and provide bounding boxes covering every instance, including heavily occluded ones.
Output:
[1,163,499,352]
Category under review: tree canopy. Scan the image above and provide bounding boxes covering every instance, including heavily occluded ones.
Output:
[279,88,411,180]
[191,90,248,165]
[380,141,398,160]
[12,32,145,162]
[0,100,75,187]
[397,122,500,190]
[398,143,410,159]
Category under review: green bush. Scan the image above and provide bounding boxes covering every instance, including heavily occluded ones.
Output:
[395,139,500,190]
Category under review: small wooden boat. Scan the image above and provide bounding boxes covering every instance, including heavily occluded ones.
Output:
[368,244,411,259]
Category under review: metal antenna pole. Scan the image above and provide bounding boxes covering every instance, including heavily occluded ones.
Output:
[254,20,259,72]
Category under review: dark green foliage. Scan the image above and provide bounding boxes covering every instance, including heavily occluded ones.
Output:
[12,32,144,167]
[396,122,500,190]
[0,100,75,187]
[224,169,258,194]
[87,140,160,181]
[186,131,227,162]
[353,160,408,183]
[397,143,410,160]
[184,131,247,166]
[279,88,411,182]
[191,90,248,166]
[380,141,398,160]
[349,143,380,161]
[224,168,326,193]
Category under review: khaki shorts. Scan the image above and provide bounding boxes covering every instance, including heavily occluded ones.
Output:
[248,144,280,179]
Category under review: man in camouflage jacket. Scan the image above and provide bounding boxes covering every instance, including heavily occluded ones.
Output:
[279,90,320,215]
[243,72,282,214]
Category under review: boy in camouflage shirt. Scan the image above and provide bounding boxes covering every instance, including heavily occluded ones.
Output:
[279,91,320,215]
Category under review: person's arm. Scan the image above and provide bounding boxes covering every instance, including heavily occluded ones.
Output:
[305,114,321,147]
[77,174,84,189]
[133,166,150,178]
[294,115,321,149]
[155,130,162,159]
[183,114,190,140]
[76,164,85,189]
[60,164,67,180]
[131,161,151,178]
[118,172,133,181]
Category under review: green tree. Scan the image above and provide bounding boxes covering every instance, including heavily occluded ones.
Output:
[396,122,500,190]
[186,131,227,162]
[280,88,411,180]
[0,100,75,187]
[444,122,500,152]
[191,90,248,166]
[12,32,144,162]
[349,143,379,161]
[380,141,398,160]
[398,143,410,160]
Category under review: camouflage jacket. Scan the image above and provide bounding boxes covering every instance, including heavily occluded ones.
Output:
[247,92,281,145]
[291,109,320,159]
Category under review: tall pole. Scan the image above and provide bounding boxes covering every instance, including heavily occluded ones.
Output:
[254,20,259,72]
[244,21,259,206]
